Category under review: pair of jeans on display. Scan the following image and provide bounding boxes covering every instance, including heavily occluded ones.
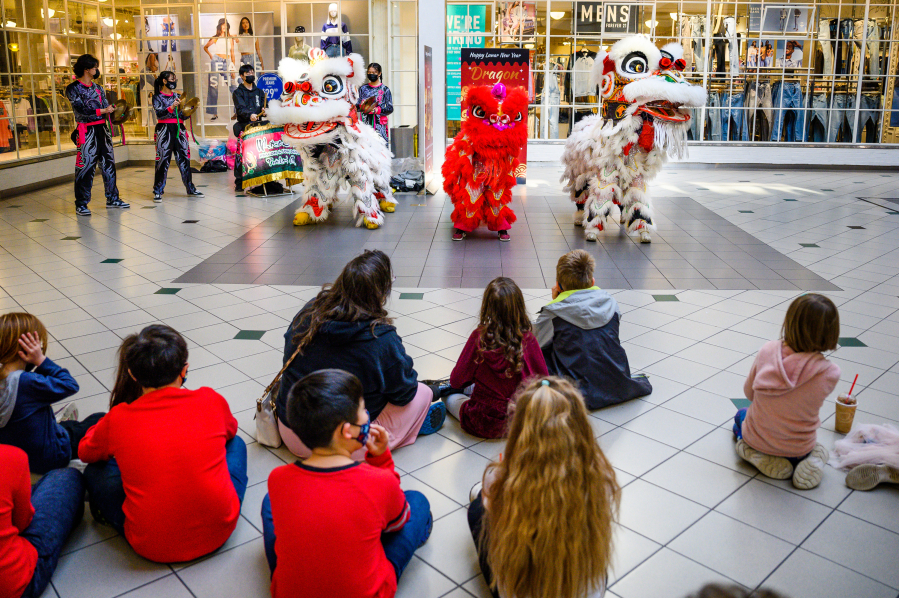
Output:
[721,90,749,141]
[746,81,772,141]
[809,93,881,142]
[240,53,260,71]
[851,20,881,77]
[700,91,723,140]
[691,16,707,72]
[545,90,560,138]
[770,81,806,142]
[206,56,236,116]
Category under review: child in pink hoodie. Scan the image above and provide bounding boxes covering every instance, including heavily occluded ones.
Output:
[733,294,841,490]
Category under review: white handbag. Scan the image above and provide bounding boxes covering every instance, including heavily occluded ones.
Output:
[255,344,302,448]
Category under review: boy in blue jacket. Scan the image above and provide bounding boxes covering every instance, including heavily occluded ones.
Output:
[0,314,104,473]
[534,250,652,409]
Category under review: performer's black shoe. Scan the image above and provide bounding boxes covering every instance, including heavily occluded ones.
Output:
[106,198,130,209]
[76,206,91,216]
[187,189,205,198]
[153,193,163,203]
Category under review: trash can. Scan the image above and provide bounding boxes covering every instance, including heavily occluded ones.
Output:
[391,125,416,158]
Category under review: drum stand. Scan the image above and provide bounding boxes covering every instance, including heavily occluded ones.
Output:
[245,181,295,198]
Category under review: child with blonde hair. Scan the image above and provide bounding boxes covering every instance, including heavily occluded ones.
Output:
[447,277,548,438]
[468,376,619,598]
[0,312,103,474]
[734,294,841,490]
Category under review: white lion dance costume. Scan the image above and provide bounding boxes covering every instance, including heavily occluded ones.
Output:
[561,36,707,243]
[267,49,396,229]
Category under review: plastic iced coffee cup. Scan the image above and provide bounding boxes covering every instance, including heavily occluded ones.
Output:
[834,393,856,434]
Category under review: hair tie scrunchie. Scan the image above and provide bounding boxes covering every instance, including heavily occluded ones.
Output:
[541,380,550,387]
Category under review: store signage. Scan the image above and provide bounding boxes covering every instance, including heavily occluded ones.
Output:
[257,73,282,102]
[748,4,762,31]
[423,45,434,182]
[447,4,487,120]
[575,2,639,35]
[461,48,529,182]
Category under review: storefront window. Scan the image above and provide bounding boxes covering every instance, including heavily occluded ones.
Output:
[447,0,899,145]
[0,0,410,165]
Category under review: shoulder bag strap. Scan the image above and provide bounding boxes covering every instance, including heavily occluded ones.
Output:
[260,341,303,399]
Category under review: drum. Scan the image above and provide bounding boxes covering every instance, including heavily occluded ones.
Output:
[239,123,303,190]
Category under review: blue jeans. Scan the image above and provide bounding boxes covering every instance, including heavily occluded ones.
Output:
[261,489,432,581]
[84,437,248,537]
[21,468,85,598]
[771,82,805,142]
[733,409,809,467]
[206,56,236,116]
[855,94,881,142]
[721,91,748,141]
[838,18,854,75]
[703,91,722,140]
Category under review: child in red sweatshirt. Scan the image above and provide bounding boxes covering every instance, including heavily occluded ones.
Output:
[262,369,432,598]
[733,294,841,490]
[0,444,84,598]
[78,325,248,563]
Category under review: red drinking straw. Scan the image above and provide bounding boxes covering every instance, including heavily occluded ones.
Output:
[848,374,858,396]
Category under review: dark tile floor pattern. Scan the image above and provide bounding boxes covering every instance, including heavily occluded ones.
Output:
[174,193,841,291]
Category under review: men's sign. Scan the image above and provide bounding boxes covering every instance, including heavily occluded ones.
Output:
[575,2,639,35]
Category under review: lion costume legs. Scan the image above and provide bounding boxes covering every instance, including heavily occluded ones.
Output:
[581,156,656,243]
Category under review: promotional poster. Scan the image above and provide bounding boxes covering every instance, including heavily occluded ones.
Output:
[446,4,487,120]
[198,13,275,127]
[137,14,184,128]
[461,48,529,182]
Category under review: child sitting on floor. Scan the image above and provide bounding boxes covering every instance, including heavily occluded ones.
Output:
[733,294,841,490]
[78,324,248,563]
[0,444,85,598]
[468,377,620,598]
[0,312,104,474]
[262,369,432,598]
[447,277,548,438]
[534,250,652,409]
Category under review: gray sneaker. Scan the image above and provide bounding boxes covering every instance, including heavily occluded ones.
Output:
[792,443,829,490]
[106,198,130,209]
[76,205,92,216]
[736,439,794,480]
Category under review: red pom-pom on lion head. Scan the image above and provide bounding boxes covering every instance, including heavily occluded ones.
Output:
[461,82,528,150]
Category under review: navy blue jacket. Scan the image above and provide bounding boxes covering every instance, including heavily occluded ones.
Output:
[0,358,79,473]
[277,303,419,422]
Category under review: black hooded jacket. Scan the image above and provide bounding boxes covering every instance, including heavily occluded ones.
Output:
[277,303,420,422]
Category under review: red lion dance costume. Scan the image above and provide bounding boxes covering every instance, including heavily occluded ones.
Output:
[443,82,528,241]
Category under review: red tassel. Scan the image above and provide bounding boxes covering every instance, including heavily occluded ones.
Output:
[638,120,654,153]
[623,142,633,156]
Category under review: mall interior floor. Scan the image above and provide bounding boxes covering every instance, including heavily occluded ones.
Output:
[1,164,898,598]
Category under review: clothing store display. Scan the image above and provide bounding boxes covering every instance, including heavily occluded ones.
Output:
[746,81,772,141]
[691,16,708,72]
[721,90,749,141]
[206,56,236,117]
[65,80,121,209]
[288,41,313,60]
[321,18,351,57]
[543,65,561,138]
[566,50,595,99]
[852,19,881,77]
[770,81,806,142]
[680,16,693,71]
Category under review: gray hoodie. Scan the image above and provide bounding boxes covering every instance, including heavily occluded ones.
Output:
[0,370,22,428]
[534,287,620,348]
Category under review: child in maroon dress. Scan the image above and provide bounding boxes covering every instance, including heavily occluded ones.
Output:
[446,278,548,438]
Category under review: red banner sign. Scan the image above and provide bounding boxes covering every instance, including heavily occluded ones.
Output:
[460,48,529,183]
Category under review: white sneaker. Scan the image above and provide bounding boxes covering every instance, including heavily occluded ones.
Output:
[736,439,793,480]
[573,210,584,226]
[845,464,899,491]
[55,403,78,423]
[792,443,829,490]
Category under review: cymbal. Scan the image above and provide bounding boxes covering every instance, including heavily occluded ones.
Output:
[179,96,200,119]
[110,99,131,125]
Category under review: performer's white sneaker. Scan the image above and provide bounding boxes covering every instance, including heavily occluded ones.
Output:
[585,231,598,242]
[573,210,584,226]
[638,230,652,243]
[153,194,162,203]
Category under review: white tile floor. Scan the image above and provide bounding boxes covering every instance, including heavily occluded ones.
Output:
[2,164,899,598]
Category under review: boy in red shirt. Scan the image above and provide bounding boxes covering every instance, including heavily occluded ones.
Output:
[78,325,248,563]
[0,444,84,598]
[262,369,432,598]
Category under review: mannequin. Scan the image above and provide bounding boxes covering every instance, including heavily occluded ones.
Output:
[289,26,313,60]
[321,3,352,57]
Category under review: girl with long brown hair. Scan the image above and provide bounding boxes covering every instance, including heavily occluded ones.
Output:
[468,376,620,598]
[447,277,548,438]
[277,250,446,458]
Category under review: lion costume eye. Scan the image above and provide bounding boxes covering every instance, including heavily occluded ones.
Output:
[623,52,648,74]
[513,112,522,122]
[471,105,486,119]
[321,76,344,96]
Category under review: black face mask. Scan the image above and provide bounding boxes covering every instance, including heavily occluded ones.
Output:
[244,75,255,84]
[367,73,379,82]
[166,81,177,90]
[92,70,100,80]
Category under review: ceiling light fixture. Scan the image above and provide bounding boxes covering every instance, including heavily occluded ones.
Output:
[550,11,565,20]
